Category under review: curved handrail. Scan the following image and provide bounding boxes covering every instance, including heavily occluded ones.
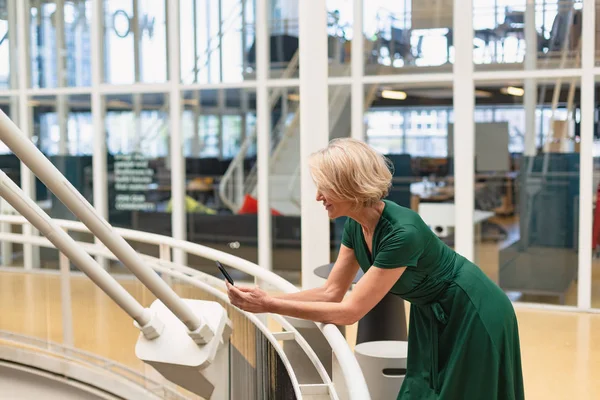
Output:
[0,234,303,399]
[0,215,371,400]
[0,331,187,399]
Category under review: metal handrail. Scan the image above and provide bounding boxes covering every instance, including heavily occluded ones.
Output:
[0,331,187,399]
[0,215,371,400]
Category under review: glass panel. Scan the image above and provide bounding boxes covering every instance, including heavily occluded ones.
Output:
[0,1,15,89]
[364,0,453,75]
[268,0,299,79]
[104,0,167,84]
[180,0,256,84]
[181,88,257,282]
[105,92,170,269]
[473,0,583,71]
[263,86,300,283]
[327,0,353,77]
[29,0,92,88]
[29,95,94,225]
[474,79,580,306]
[365,83,453,158]
[592,77,600,309]
[0,96,16,154]
[362,81,461,279]
[328,84,350,261]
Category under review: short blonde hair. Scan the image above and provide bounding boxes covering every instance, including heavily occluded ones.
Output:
[308,138,393,208]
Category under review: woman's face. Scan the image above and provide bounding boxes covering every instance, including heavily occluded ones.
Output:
[315,189,354,219]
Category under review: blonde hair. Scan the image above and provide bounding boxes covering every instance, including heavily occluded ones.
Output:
[308,138,393,208]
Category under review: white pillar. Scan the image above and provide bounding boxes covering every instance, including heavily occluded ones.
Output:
[256,0,272,276]
[452,0,474,261]
[351,0,364,140]
[523,0,537,156]
[91,0,108,268]
[299,0,329,289]
[168,0,186,266]
[56,0,68,155]
[132,0,141,82]
[17,0,38,269]
[4,0,19,265]
[577,0,594,310]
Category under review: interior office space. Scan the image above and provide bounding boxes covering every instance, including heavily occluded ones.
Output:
[0,0,599,399]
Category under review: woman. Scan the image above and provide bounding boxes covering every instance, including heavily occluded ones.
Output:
[227,138,524,399]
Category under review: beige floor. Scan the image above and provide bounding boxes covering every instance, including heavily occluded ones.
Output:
[0,270,598,399]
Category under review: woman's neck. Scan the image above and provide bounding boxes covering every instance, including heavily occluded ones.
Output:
[348,201,385,234]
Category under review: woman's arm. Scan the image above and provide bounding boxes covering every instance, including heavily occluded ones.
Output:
[227,264,406,326]
[270,244,360,303]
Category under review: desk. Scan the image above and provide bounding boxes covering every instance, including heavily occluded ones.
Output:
[417,203,495,264]
[314,263,408,344]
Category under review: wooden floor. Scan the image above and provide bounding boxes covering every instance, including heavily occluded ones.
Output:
[0,270,598,399]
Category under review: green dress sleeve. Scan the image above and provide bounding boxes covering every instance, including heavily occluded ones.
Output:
[373,224,423,269]
[341,218,354,249]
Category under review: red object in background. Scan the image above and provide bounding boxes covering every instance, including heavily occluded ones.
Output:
[593,183,600,249]
[237,194,282,216]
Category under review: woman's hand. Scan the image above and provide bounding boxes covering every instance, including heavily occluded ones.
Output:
[226,282,272,314]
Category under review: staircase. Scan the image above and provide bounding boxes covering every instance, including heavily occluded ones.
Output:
[219,59,381,216]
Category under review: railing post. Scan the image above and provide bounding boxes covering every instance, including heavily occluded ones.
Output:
[0,198,14,265]
[159,243,173,287]
[59,228,74,347]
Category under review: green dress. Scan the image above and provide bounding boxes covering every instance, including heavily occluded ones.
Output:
[342,199,524,400]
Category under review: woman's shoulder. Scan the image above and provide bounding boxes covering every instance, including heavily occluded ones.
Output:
[381,200,423,226]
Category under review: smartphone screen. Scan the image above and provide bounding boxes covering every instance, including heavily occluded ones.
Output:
[216,261,235,285]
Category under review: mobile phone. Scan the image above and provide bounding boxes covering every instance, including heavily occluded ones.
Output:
[216,261,235,285]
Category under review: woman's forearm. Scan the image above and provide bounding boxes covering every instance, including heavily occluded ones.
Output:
[267,297,356,326]
[271,285,340,303]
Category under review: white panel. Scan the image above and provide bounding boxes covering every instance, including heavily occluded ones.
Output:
[17,0,37,269]
[299,0,330,289]
[578,0,594,310]
[523,0,537,156]
[452,0,474,261]
[257,0,272,275]
[351,0,364,141]
[91,0,108,268]
[168,0,186,265]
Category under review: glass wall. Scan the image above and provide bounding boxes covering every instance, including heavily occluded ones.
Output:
[363,0,454,75]
[182,88,258,282]
[30,94,94,221]
[265,86,301,283]
[327,0,353,77]
[103,0,167,84]
[180,0,256,84]
[592,78,600,308]
[269,0,299,79]
[473,0,583,71]
[0,0,597,310]
[105,93,169,239]
[0,1,15,89]
[29,0,92,88]
[474,79,581,306]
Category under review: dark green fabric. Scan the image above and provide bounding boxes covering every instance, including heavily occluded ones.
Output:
[343,200,524,399]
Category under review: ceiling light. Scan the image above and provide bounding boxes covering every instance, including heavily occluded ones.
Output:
[287,93,300,101]
[501,86,524,96]
[475,90,493,98]
[381,90,407,100]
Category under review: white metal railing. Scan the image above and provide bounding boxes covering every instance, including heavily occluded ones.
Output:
[0,215,371,400]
